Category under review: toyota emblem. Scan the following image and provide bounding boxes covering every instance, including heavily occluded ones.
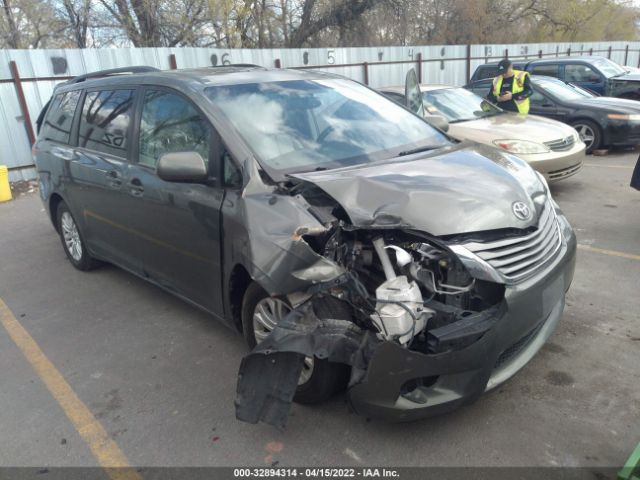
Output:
[512,201,531,220]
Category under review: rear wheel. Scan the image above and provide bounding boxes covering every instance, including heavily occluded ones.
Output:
[56,202,101,271]
[241,282,349,404]
[571,119,601,153]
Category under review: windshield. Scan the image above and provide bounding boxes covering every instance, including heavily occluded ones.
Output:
[205,79,448,175]
[536,78,595,100]
[421,87,502,123]
[592,58,626,78]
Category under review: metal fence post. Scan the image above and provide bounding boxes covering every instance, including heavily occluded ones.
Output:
[538,49,543,58]
[416,53,422,83]
[169,54,178,69]
[625,45,629,65]
[589,48,593,56]
[274,58,281,68]
[363,62,369,85]
[608,46,612,59]
[567,47,571,56]
[466,45,471,84]
[504,48,509,59]
[9,61,35,147]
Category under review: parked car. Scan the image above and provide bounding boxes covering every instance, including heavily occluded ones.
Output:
[380,83,585,182]
[35,65,576,427]
[470,56,640,99]
[467,75,640,152]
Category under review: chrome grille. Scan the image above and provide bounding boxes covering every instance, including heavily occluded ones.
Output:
[544,135,575,152]
[461,202,562,283]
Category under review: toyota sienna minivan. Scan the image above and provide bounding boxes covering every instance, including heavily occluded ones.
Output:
[34,65,576,428]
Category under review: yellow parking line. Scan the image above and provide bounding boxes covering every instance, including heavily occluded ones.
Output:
[0,298,141,480]
[578,244,640,261]
[583,163,634,169]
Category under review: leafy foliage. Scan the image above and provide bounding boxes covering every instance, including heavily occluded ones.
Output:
[0,0,638,49]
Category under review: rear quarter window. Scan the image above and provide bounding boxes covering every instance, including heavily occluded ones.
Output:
[78,89,135,158]
[40,91,81,144]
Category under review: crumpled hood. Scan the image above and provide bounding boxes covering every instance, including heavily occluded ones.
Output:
[291,143,547,236]
[611,72,640,82]
[448,113,576,144]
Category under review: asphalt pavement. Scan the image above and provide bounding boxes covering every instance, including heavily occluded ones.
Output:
[0,151,638,469]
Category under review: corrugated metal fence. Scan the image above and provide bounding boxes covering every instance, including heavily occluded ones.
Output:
[2,41,639,181]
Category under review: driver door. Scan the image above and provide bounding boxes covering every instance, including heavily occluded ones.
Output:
[564,63,606,95]
[126,87,225,315]
[528,90,565,122]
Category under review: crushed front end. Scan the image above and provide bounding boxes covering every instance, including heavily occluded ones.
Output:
[235,163,576,428]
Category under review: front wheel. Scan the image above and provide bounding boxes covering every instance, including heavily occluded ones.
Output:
[571,119,601,153]
[241,282,349,404]
[56,202,101,271]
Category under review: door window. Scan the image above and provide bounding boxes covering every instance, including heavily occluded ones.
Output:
[531,64,561,78]
[40,90,81,144]
[565,64,601,83]
[529,90,548,106]
[223,151,242,188]
[138,90,211,168]
[78,89,135,157]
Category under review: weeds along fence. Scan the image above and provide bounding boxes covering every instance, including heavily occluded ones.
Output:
[2,41,639,181]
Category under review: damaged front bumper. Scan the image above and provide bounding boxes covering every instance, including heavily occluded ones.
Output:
[348,229,576,422]
[236,219,576,427]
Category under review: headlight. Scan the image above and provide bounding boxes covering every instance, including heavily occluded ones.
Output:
[493,139,550,154]
[607,113,640,121]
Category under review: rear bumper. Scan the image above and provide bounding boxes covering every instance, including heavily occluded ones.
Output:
[347,223,576,422]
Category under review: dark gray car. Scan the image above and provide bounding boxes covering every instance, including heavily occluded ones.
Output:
[34,65,576,428]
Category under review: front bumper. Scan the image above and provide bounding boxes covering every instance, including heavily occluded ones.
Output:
[347,224,577,422]
[520,145,585,182]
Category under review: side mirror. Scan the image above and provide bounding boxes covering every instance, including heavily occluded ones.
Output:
[404,68,425,116]
[424,114,449,132]
[157,151,208,183]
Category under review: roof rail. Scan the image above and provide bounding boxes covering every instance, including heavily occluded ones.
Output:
[66,66,160,85]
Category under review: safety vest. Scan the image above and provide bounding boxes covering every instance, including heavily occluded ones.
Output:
[493,70,530,114]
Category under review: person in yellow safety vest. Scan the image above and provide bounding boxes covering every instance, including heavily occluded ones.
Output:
[487,59,533,114]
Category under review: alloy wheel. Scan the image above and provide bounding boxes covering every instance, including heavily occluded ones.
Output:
[252,297,314,385]
[61,211,83,261]
[574,124,595,151]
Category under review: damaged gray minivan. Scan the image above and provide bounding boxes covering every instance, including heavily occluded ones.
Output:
[35,65,576,428]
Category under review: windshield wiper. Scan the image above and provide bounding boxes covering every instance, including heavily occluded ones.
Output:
[398,145,441,156]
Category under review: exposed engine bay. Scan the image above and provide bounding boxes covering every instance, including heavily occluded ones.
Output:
[299,225,505,352]
[235,180,508,428]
